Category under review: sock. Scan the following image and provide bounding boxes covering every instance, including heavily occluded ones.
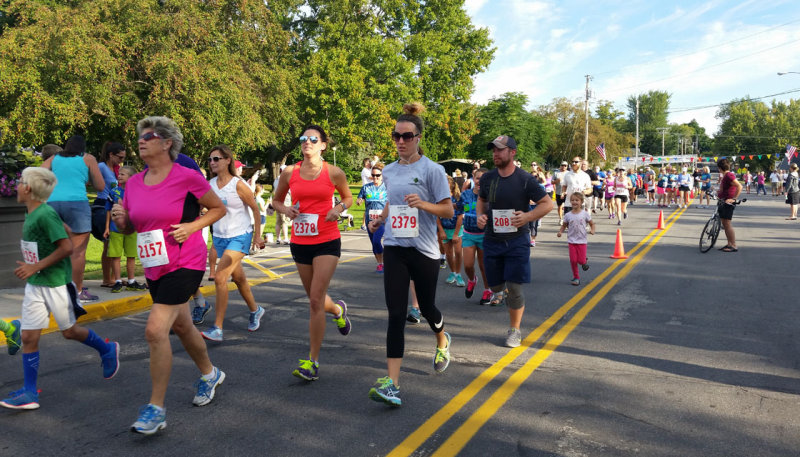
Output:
[201,366,218,381]
[82,329,112,355]
[22,352,39,393]
[195,290,205,302]
[335,303,343,318]
[0,319,10,333]
[115,280,122,285]
[127,278,135,284]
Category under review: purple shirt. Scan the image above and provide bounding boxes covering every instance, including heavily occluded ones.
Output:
[718,171,738,200]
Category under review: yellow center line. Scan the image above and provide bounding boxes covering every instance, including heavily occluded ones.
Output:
[388,207,686,457]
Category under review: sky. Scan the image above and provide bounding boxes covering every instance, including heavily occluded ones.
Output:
[464,0,800,137]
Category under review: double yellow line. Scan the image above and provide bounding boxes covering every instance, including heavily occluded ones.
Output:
[389,206,689,457]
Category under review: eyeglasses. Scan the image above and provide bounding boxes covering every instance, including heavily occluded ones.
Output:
[371,174,382,177]
[114,154,125,160]
[299,135,319,144]
[391,131,420,142]
[572,160,581,164]
[139,131,162,142]
[209,156,224,162]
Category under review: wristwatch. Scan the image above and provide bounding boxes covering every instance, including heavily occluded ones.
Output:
[339,201,347,211]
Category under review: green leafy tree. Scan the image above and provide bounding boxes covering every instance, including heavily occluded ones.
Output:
[626,90,671,156]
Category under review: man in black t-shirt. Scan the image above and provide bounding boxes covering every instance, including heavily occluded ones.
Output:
[477,135,553,348]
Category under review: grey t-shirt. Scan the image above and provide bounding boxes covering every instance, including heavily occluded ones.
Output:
[383,155,451,260]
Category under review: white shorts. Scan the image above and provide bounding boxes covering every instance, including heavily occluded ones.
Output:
[21,284,76,331]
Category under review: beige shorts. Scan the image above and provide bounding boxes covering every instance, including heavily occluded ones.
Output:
[21,283,76,331]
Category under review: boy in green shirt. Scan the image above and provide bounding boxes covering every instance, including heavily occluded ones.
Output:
[1,167,120,410]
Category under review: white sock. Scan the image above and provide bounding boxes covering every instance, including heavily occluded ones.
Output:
[201,366,217,381]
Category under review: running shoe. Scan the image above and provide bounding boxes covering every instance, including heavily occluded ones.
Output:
[617,220,621,226]
[79,287,98,301]
[608,214,613,219]
[505,328,522,348]
[530,239,536,247]
[131,404,166,435]
[126,280,148,291]
[0,388,39,410]
[376,263,384,273]
[248,306,265,332]
[406,307,421,324]
[581,262,590,271]
[6,319,21,355]
[455,274,465,287]
[440,258,446,269]
[292,359,319,381]
[433,332,451,373]
[191,301,212,325]
[624,212,628,219]
[193,367,225,406]
[445,272,456,284]
[368,376,401,407]
[102,341,120,379]
[465,277,477,298]
[570,278,580,286]
[332,300,351,335]
[479,290,493,306]
[489,290,507,307]
[201,326,223,342]
[111,282,124,293]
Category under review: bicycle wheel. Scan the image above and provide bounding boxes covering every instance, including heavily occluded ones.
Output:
[699,216,720,252]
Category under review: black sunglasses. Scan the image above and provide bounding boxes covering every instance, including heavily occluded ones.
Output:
[299,135,319,144]
[139,131,162,141]
[391,131,420,142]
[572,160,581,164]
[209,156,224,162]
[371,173,382,177]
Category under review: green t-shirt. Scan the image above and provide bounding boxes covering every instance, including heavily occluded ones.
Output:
[21,204,72,287]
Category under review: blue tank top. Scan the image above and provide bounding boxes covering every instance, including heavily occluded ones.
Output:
[49,155,90,202]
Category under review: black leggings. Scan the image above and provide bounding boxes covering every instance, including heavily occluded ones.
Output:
[383,246,443,358]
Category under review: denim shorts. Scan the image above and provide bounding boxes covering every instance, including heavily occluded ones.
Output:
[48,200,91,234]
[212,231,253,258]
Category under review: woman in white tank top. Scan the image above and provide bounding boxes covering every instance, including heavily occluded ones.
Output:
[613,168,632,226]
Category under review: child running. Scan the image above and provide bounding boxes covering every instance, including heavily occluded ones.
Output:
[438,176,464,286]
[104,166,148,293]
[459,167,492,304]
[557,192,595,286]
[3,167,119,410]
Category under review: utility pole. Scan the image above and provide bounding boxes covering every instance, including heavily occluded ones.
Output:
[584,75,592,161]
[656,127,668,156]
[635,97,640,165]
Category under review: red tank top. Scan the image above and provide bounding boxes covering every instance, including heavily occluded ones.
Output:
[288,161,340,244]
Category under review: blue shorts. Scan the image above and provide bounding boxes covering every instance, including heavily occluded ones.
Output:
[462,231,484,249]
[443,227,463,242]
[483,235,531,287]
[212,231,253,258]
[48,200,91,234]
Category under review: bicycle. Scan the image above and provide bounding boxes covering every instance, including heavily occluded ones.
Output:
[699,196,746,253]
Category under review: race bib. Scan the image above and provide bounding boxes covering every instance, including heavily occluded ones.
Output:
[389,205,419,238]
[137,230,169,268]
[492,209,517,233]
[293,213,319,236]
[20,240,39,264]
[368,209,383,221]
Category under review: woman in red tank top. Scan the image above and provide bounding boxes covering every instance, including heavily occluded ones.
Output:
[272,125,353,382]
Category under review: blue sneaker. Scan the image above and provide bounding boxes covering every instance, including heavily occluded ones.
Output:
[6,319,21,355]
[332,300,351,336]
[191,300,212,325]
[201,326,223,342]
[433,332,451,373]
[406,307,421,324]
[0,388,39,410]
[193,367,225,406]
[248,306,265,332]
[455,274,465,287]
[131,404,166,435]
[101,341,120,379]
[445,272,456,284]
[369,376,401,407]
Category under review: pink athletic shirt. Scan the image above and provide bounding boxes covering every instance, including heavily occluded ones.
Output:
[124,163,211,281]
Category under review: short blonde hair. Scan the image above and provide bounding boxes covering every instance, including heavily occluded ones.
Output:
[22,167,57,202]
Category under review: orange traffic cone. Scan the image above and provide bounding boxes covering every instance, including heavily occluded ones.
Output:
[690,190,694,199]
[610,229,628,259]
[656,210,665,230]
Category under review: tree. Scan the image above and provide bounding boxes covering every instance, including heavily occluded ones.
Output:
[626,90,671,156]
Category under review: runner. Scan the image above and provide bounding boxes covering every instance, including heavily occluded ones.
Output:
[677,167,694,208]
[656,167,669,207]
[561,156,592,212]
[200,144,266,342]
[557,192,595,286]
[367,102,454,407]
[604,168,616,219]
[111,116,226,434]
[644,166,656,205]
[438,176,465,286]
[592,166,605,212]
[273,164,291,244]
[459,167,492,305]
[552,161,569,224]
[271,125,353,382]
[698,166,712,208]
[614,168,632,226]
[357,162,388,272]
[477,135,553,348]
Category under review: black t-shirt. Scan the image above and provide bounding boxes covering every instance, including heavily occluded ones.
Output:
[479,168,548,240]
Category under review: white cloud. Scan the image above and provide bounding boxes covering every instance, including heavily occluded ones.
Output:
[463,0,489,17]
[551,28,569,39]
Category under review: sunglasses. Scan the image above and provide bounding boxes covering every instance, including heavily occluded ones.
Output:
[209,156,224,162]
[299,135,319,144]
[572,161,581,164]
[139,131,162,142]
[391,131,420,142]
[371,173,382,177]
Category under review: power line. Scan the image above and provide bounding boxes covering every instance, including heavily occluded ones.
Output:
[668,88,800,113]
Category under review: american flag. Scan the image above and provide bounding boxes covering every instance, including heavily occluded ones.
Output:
[595,143,606,160]
[787,144,798,160]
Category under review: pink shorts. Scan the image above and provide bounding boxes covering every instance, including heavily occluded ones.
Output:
[656,187,666,195]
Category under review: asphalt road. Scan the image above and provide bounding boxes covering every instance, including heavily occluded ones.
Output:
[1,193,799,457]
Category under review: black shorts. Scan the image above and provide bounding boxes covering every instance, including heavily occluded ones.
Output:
[556,194,566,207]
[718,201,735,220]
[592,188,603,198]
[614,195,628,203]
[290,238,341,265]
[147,268,204,305]
[679,185,690,192]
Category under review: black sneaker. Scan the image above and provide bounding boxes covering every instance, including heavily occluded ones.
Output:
[440,258,446,269]
[111,282,124,293]
[126,280,148,291]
